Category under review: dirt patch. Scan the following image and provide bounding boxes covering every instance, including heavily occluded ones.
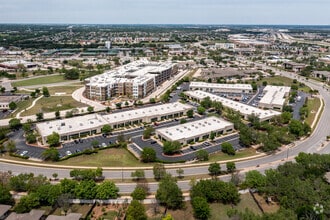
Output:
[253,193,280,214]
[91,204,126,220]
[145,202,194,220]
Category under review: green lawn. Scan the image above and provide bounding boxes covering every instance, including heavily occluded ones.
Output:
[12,75,66,87]
[101,211,118,220]
[53,148,145,167]
[250,76,310,92]
[207,148,257,162]
[306,97,321,126]
[210,193,262,220]
[20,96,87,116]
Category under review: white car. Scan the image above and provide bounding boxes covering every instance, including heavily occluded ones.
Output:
[20,151,28,156]
[66,151,72,156]
[101,143,107,148]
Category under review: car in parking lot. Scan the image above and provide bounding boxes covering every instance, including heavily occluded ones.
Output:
[66,151,72,156]
[102,143,107,148]
[150,140,157,144]
[20,150,28,156]
[190,146,197,151]
[203,142,210,146]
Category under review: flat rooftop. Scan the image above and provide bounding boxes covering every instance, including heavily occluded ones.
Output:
[156,116,233,141]
[46,213,82,220]
[0,204,11,217]
[190,82,252,90]
[6,209,45,220]
[36,114,108,138]
[0,95,22,103]
[185,90,280,120]
[103,102,193,124]
[259,85,290,106]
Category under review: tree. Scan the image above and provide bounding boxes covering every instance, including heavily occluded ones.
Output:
[6,140,16,153]
[210,131,216,141]
[187,109,194,118]
[153,163,166,181]
[57,193,72,216]
[243,170,266,189]
[64,68,80,80]
[74,180,97,199]
[8,101,17,110]
[141,147,156,162]
[115,102,122,109]
[9,118,21,130]
[176,168,184,179]
[42,87,50,97]
[52,173,58,180]
[87,106,94,113]
[22,123,32,133]
[47,132,60,147]
[163,141,181,155]
[226,162,236,173]
[162,214,174,220]
[36,184,61,206]
[149,98,156,103]
[191,196,211,220]
[156,174,184,209]
[91,140,99,148]
[126,200,147,220]
[42,148,60,161]
[221,142,236,155]
[196,149,209,161]
[55,110,60,119]
[131,170,145,181]
[26,133,37,144]
[208,162,221,176]
[101,124,112,134]
[60,178,77,195]
[197,106,206,115]
[95,180,119,199]
[14,193,40,213]
[143,126,155,139]
[180,118,187,124]
[36,112,44,121]
[131,186,147,201]
[0,184,13,205]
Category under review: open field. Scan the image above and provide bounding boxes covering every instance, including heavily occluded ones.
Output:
[306,97,321,126]
[53,148,145,167]
[47,85,83,95]
[20,96,87,116]
[208,148,257,162]
[209,193,262,220]
[249,76,310,92]
[12,75,66,87]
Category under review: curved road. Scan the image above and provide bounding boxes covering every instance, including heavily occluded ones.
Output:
[1,67,330,193]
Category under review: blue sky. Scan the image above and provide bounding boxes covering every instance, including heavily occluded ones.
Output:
[0,0,329,25]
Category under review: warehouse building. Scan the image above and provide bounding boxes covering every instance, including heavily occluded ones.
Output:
[189,82,253,94]
[156,116,234,145]
[258,85,291,110]
[36,102,193,144]
[185,90,280,121]
[102,102,193,129]
[36,114,109,143]
[85,59,177,100]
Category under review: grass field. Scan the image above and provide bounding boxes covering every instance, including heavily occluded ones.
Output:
[47,85,83,95]
[250,76,310,92]
[306,97,321,126]
[53,148,144,167]
[12,75,66,87]
[209,193,262,220]
[208,148,257,162]
[20,96,87,116]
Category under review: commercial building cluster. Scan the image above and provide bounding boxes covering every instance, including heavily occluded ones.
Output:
[36,102,192,143]
[84,59,177,100]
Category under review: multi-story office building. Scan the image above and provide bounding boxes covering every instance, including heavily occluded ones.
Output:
[85,59,177,100]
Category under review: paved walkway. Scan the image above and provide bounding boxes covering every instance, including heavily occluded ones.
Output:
[72,87,106,111]
[16,95,44,118]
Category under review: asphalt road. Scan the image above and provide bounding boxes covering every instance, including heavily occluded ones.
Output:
[1,63,330,193]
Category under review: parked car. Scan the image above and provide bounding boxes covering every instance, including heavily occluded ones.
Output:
[20,151,28,156]
[66,151,72,156]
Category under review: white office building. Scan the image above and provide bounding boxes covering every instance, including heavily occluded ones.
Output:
[259,85,291,110]
[185,90,280,121]
[189,82,253,94]
[156,116,234,145]
[36,102,193,144]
